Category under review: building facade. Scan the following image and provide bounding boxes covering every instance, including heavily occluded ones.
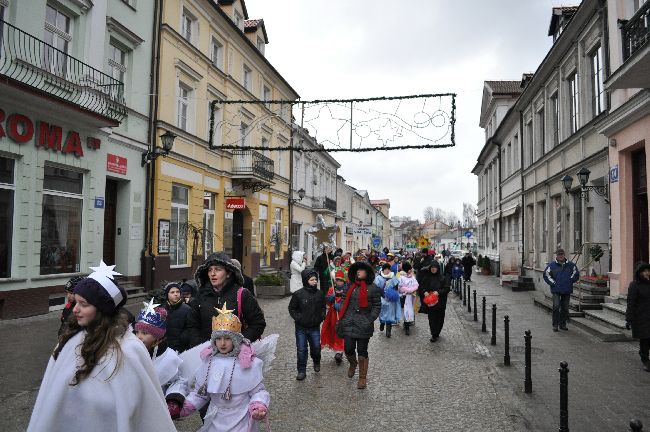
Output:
[0,0,154,318]
[371,199,391,249]
[146,0,299,289]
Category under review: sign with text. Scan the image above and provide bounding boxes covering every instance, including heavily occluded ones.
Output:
[609,165,619,183]
[158,219,170,254]
[226,197,246,209]
[353,227,372,235]
[94,197,105,209]
[107,154,127,175]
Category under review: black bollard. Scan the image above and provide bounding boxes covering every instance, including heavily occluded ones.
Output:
[481,296,487,333]
[491,304,497,346]
[504,315,511,366]
[559,361,569,432]
[630,420,644,432]
[462,281,466,305]
[467,285,472,313]
[473,290,478,321]
[524,330,532,394]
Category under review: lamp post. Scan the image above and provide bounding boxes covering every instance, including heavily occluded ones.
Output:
[288,188,306,205]
[562,167,608,201]
[142,130,176,166]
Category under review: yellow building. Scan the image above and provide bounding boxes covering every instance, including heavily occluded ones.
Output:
[147,0,299,287]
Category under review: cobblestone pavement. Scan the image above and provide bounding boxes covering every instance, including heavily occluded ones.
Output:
[2,274,648,431]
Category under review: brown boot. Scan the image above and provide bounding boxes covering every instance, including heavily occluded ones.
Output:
[357,356,369,389]
[346,354,358,378]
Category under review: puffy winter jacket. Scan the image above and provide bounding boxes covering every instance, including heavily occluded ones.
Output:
[626,263,650,339]
[543,259,579,294]
[288,269,326,328]
[164,301,191,352]
[337,262,382,339]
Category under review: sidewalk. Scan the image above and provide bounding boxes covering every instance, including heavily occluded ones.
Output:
[456,273,648,431]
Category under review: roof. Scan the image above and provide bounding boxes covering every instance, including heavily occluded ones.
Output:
[484,80,523,96]
[479,80,522,127]
[370,199,390,206]
[244,18,268,44]
[217,0,249,19]
[548,6,579,36]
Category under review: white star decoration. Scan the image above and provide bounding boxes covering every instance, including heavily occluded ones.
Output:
[89,260,122,280]
[142,298,160,316]
[306,214,337,252]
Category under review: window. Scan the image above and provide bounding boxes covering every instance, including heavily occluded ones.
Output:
[538,201,547,253]
[203,192,215,258]
[550,93,560,147]
[513,213,519,243]
[240,122,249,147]
[291,223,301,251]
[0,156,15,277]
[43,5,71,76]
[257,36,265,54]
[108,42,127,83]
[506,143,511,176]
[591,46,605,116]
[554,195,562,251]
[273,208,282,259]
[263,85,271,109]
[261,137,269,158]
[512,134,519,172]
[537,107,546,156]
[243,65,252,91]
[181,10,195,43]
[40,166,83,275]
[211,37,224,70]
[525,121,533,167]
[170,184,189,266]
[277,149,284,176]
[259,205,267,266]
[527,205,534,254]
[234,10,243,31]
[177,83,191,131]
[568,73,579,134]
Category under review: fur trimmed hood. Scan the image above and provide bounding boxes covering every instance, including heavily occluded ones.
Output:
[195,252,245,287]
[348,261,375,283]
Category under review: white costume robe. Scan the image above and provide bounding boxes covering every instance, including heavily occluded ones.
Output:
[153,346,188,399]
[186,355,269,432]
[27,331,176,432]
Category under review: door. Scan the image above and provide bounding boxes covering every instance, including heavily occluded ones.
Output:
[633,149,649,265]
[103,179,118,265]
[232,210,244,264]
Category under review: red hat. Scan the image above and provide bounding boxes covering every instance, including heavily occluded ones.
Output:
[335,270,346,281]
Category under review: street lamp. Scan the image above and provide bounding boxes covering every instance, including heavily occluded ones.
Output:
[342,210,347,220]
[288,188,306,204]
[142,131,176,166]
[562,167,608,200]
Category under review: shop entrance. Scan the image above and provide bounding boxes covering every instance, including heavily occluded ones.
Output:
[232,209,244,264]
[103,179,118,265]
[633,148,648,265]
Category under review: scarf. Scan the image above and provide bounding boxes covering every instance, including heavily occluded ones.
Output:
[339,280,368,318]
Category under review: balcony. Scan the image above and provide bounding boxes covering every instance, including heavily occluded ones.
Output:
[606,3,650,90]
[231,149,274,192]
[311,196,337,213]
[0,20,126,122]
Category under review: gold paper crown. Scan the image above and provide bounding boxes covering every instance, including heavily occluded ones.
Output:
[212,303,242,333]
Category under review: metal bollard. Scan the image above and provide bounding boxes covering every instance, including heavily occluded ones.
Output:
[504,315,511,366]
[630,419,644,432]
[559,361,569,432]
[491,304,497,345]
[473,290,478,321]
[462,281,466,305]
[482,296,487,333]
[467,285,472,313]
[524,330,532,393]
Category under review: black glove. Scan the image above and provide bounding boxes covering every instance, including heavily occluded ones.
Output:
[625,321,631,330]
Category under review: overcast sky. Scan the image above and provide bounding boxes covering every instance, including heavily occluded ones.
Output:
[246,0,560,220]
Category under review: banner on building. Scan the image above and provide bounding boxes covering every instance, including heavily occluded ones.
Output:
[225,197,246,209]
[499,241,520,284]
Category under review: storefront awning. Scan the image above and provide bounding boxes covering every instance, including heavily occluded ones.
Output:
[501,205,519,218]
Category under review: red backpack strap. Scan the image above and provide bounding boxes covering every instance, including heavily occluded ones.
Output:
[237,287,244,319]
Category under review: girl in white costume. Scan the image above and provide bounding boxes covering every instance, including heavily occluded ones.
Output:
[178,303,269,431]
[27,261,175,432]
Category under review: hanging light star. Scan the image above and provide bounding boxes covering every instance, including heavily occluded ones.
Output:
[142,298,160,316]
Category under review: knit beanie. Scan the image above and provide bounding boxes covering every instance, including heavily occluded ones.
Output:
[73,261,127,315]
[135,299,168,340]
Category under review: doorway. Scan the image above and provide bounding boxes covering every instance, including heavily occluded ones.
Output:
[232,209,244,264]
[103,179,118,265]
[632,149,648,265]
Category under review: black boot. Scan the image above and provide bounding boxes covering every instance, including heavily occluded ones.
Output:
[644,360,650,372]
[386,324,392,338]
[404,322,410,335]
[379,322,385,332]
[334,352,343,365]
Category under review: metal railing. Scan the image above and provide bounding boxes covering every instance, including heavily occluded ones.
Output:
[621,1,650,61]
[311,196,337,212]
[231,149,274,181]
[0,20,126,122]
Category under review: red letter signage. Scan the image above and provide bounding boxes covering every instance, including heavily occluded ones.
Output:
[37,121,63,151]
[63,131,84,157]
[6,113,34,143]
[225,198,246,209]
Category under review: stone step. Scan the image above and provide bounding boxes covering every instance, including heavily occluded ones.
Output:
[601,302,627,317]
[543,292,602,311]
[569,291,606,303]
[604,295,627,305]
[520,276,534,283]
[584,309,630,333]
[510,281,535,292]
[569,317,629,342]
[533,295,584,317]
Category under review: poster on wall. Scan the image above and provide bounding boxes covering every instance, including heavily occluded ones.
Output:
[499,241,520,285]
[158,219,170,254]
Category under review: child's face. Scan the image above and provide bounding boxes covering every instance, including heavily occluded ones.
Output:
[73,294,97,327]
[336,280,345,287]
[136,330,160,350]
[167,287,181,303]
[66,291,75,303]
[308,276,318,287]
[356,269,367,280]
[215,336,234,354]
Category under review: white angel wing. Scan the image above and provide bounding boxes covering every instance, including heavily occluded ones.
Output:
[178,341,210,388]
[252,334,279,375]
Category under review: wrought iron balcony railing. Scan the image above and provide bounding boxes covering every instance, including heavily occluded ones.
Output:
[311,196,337,212]
[232,149,275,182]
[621,1,650,61]
[0,20,126,122]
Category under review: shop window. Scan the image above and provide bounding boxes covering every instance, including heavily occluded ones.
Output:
[0,156,14,277]
[203,192,215,258]
[43,5,71,77]
[40,166,83,275]
[170,184,189,266]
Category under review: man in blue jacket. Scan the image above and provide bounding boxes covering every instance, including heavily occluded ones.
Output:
[543,248,580,332]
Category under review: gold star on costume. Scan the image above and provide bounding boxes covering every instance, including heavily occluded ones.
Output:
[212,302,242,333]
[142,298,161,316]
[214,303,234,316]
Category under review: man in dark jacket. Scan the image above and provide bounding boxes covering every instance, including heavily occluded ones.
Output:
[314,247,333,293]
[336,261,382,390]
[162,281,191,352]
[461,252,477,282]
[186,252,266,347]
[543,248,579,332]
[288,268,326,381]
[625,263,650,372]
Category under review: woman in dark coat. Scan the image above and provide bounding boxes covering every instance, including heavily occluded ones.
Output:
[418,258,450,342]
[336,261,382,389]
[626,263,650,372]
[163,281,191,352]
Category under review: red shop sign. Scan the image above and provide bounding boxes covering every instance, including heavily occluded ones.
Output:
[225,198,246,209]
[107,154,127,175]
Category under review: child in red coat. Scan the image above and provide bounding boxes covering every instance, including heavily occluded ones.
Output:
[321,270,346,364]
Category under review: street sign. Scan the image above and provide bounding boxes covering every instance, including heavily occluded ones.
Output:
[465,231,472,238]
[353,227,372,235]
[372,237,381,248]
[609,165,619,183]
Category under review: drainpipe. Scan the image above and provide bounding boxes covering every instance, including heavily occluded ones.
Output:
[519,110,526,274]
[143,0,163,290]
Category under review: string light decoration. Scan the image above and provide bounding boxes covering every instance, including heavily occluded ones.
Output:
[208,93,456,152]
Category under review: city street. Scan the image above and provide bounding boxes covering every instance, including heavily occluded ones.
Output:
[2,273,648,431]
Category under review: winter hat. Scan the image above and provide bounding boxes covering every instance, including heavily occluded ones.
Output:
[180,281,194,296]
[73,260,127,315]
[211,303,244,356]
[402,262,413,273]
[164,281,182,298]
[555,248,566,255]
[301,268,319,286]
[195,252,244,287]
[65,275,85,293]
[135,299,168,340]
[335,270,346,281]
